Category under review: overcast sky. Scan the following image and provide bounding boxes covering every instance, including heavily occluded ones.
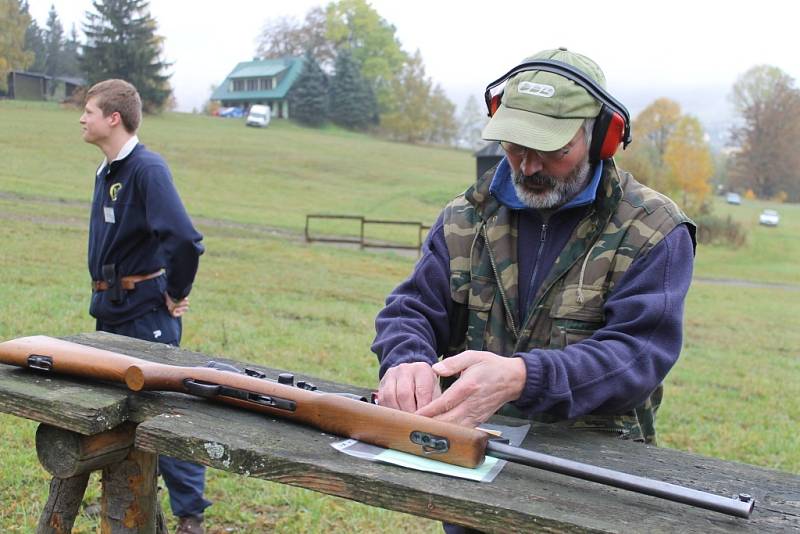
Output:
[27,0,800,132]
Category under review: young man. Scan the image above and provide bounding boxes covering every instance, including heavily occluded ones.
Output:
[373,47,696,443]
[80,79,209,534]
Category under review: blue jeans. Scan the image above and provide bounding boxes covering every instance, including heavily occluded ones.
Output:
[97,306,211,518]
[159,456,212,517]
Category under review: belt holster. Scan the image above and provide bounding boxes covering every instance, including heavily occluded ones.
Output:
[101,263,124,303]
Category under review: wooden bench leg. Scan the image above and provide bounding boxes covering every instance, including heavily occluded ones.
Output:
[101,448,161,533]
[36,473,91,534]
[34,423,167,533]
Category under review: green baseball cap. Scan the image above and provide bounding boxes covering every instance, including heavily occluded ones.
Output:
[482,47,606,151]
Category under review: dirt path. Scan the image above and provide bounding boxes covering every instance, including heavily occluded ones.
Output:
[3,191,798,288]
[692,277,800,291]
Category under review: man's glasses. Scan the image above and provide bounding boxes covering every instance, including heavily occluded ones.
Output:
[500,141,573,163]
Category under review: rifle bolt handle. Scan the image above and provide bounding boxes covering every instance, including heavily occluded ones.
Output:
[278,373,294,385]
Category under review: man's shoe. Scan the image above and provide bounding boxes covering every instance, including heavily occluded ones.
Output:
[175,515,204,534]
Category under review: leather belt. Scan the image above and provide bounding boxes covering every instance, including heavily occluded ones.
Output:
[92,269,165,292]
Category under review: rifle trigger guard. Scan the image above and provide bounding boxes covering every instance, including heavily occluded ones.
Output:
[410,431,450,454]
[183,379,221,398]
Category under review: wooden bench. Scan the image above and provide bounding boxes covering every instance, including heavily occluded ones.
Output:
[0,332,798,533]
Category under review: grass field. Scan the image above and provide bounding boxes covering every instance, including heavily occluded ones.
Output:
[0,100,798,532]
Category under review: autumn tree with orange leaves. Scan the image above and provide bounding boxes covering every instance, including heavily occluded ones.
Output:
[617,97,713,216]
[663,116,713,214]
[633,97,682,167]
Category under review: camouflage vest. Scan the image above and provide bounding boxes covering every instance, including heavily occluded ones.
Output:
[442,161,695,444]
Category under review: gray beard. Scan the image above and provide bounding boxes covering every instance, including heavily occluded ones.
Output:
[511,156,593,209]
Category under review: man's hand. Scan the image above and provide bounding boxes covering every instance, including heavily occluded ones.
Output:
[414,351,526,427]
[165,293,190,318]
[378,361,442,413]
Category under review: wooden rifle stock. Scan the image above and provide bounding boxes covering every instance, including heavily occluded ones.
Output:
[0,335,755,518]
[0,336,488,468]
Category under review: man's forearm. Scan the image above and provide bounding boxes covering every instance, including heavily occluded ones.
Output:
[372,217,452,377]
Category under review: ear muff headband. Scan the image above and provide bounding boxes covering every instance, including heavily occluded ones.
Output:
[483,59,632,150]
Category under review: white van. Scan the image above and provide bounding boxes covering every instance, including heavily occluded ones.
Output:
[246,105,271,127]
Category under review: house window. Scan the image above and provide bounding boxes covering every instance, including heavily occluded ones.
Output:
[232,79,244,92]
[246,79,258,91]
[259,78,273,90]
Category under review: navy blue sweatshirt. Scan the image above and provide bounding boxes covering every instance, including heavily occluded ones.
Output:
[88,142,204,325]
[371,159,694,419]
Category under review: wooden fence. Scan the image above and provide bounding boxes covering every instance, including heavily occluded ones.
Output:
[304,214,430,253]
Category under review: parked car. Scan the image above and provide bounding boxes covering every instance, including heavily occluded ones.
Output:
[217,106,245,118]
[759,209,780,227]
[246,104,271,127]
[726,192,742,205]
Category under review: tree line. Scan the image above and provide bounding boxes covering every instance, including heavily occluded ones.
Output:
[2,0,799,193]
[259,0,459,145]
[617,64,800,213]
[1,0,171,111]
[19,1,81,86]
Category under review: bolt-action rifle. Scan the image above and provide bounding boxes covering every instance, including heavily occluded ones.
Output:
[0,335,754,518]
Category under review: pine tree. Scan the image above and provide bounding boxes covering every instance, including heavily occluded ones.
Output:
[43,5,64,79]
[428,84,457,145]
[60,25,83,78]
[81,0,171,112]
[21,0,46,72]
[289,52,329,127]
[457,95,488,150]
[329,49,374,130]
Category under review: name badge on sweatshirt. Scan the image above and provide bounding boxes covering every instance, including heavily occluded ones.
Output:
[103,206,116,224]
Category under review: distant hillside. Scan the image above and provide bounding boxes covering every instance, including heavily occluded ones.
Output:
[0,101,475,231]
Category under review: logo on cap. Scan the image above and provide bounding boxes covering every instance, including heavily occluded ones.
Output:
[517,81,555,98]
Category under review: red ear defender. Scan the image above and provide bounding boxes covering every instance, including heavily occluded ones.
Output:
[489,93,503,117]
[597,111,626,160]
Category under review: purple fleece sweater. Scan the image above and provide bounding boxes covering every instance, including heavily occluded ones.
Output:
[371,160,694,419]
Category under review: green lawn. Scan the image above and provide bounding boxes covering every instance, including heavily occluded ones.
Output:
[0,100,797,531]
[695,197,800,284]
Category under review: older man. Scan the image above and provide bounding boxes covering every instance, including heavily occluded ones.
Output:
[372,47,696,447]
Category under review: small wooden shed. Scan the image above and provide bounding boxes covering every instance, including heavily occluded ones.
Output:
[3,71,84,101]
[474,142,504,178]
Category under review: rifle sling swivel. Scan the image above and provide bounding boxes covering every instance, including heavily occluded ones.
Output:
[27,355,54,372]
[409,431,450,454]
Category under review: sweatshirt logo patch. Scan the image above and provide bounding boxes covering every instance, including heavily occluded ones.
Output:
[109,183,122,202]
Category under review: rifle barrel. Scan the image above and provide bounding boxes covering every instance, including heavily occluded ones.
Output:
[486,441,754,518]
